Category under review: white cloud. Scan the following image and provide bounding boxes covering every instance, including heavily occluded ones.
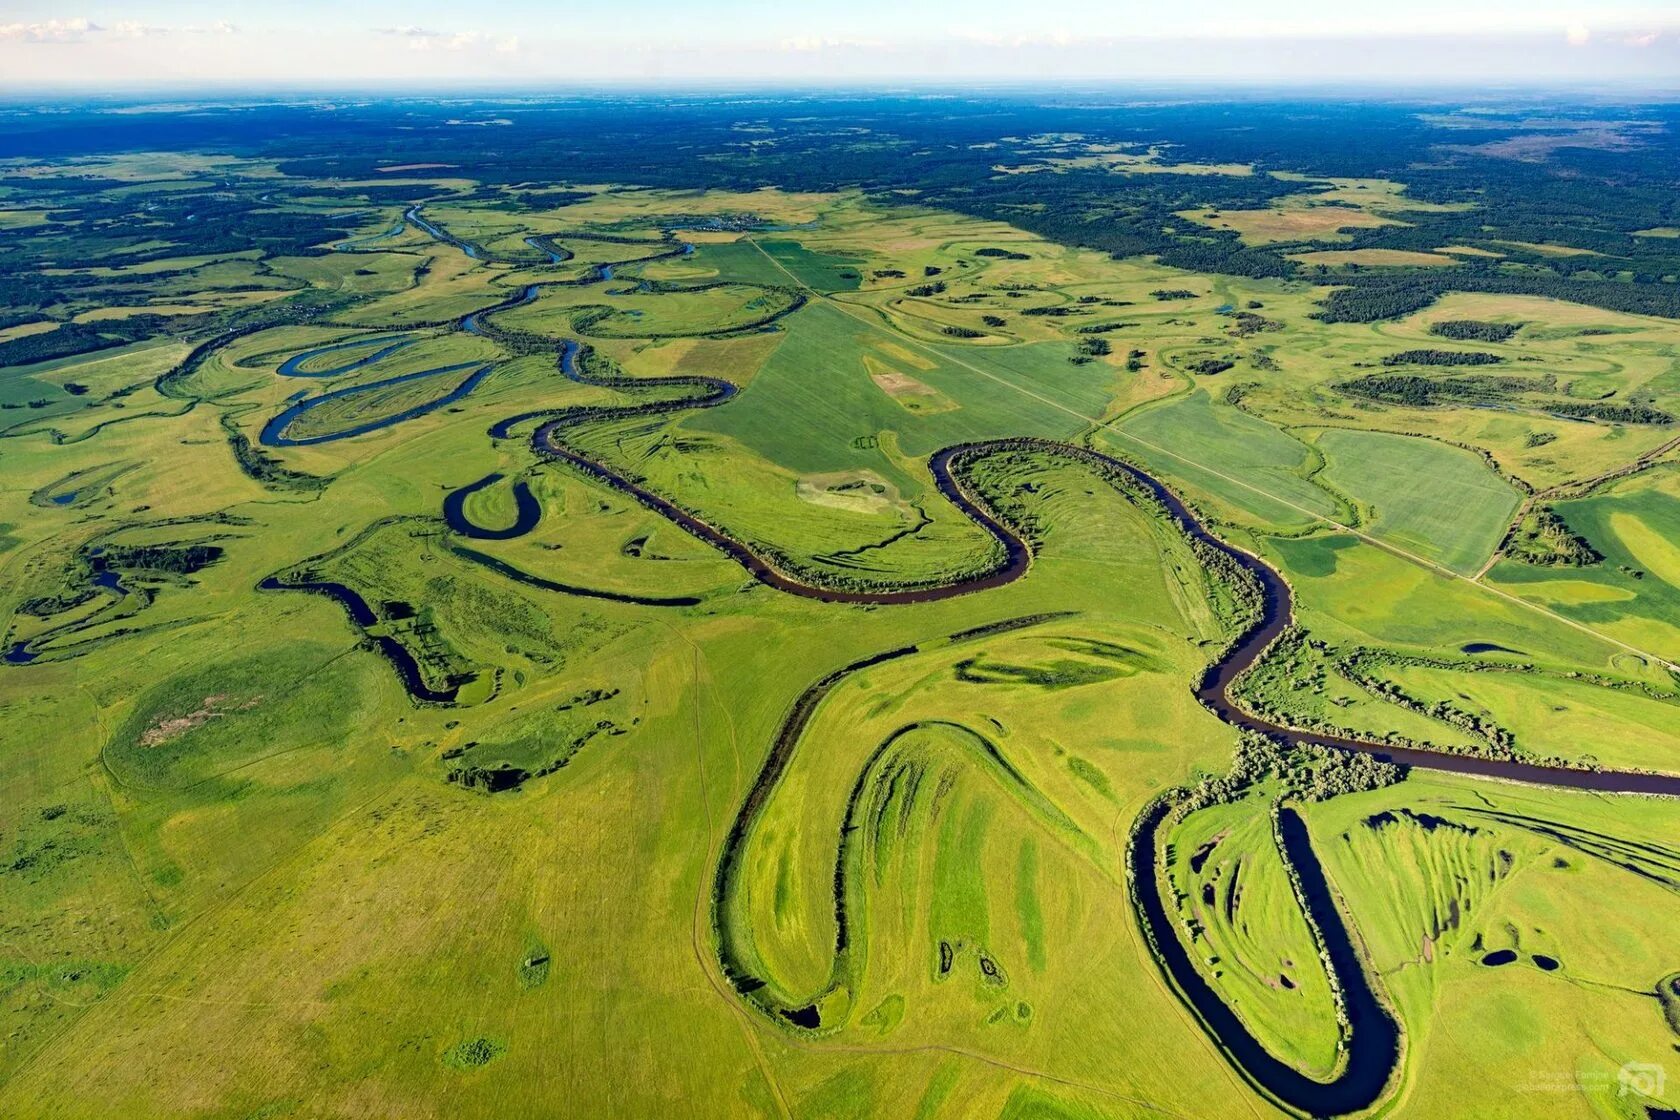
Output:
[4,16,237,42]
[777,35,887,52]
[110,21,166,38]
[1565,24,1591,45]
[1624,29,1660,46]
[0,17,100,43]
[955,29,1080,48]
[378,26,517,53]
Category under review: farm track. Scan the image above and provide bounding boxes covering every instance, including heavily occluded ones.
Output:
[1475,430,1680,580]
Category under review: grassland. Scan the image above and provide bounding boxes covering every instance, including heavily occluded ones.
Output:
[1311,428,1521,574]
[1489,464,1680,660]
[1180,205,1399,246]
[2,149,1679,1120]
[1288,249,1464,268]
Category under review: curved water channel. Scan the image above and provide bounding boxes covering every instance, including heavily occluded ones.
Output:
[262,210,1680,1116]
[466,322,1673,1114]
[1128,799,1400,1116]
[260,361,495,447]
[491,330,1680,797]
[255,575,459,703]
[6,551,131,665]
[441,472,540,540]
[509,350,1680,1118]
[276,335,417,378]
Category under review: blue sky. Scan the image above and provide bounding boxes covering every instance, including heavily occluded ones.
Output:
[1,1,1676,87]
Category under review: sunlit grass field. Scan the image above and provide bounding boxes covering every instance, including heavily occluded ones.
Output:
[3,155,1680,1120]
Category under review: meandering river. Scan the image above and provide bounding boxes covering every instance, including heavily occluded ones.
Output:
[255,217,1680,1116]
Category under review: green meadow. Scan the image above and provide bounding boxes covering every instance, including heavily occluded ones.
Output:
[2,151,1679,1120]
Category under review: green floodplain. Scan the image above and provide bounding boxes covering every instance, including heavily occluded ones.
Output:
[4,133,1680,1120]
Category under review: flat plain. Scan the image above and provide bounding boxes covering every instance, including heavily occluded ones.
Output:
[3,102,1680,1120]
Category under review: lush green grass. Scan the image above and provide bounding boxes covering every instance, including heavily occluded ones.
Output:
[1305,774,1680,1118]
[1107,390,1348,529]
[1490,465,1680,661]
[1163,796,1343,1077]
[1268,530,1644,672]
[690,301,1104,475]
[103,643,372,790]
[5,163,1680,1120]
[750,239,865,292]
[1380,662,1680,772]
[502,281,801,340]
[1313,427,1521,574]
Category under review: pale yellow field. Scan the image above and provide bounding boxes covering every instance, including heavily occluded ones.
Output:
[1289,248,1463,267]
[1181,204,1400,244]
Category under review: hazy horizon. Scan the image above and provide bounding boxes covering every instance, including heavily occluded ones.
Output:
[1,1,1677,89]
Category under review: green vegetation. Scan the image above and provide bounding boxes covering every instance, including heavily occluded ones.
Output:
[1113,391,1348,528]
[1503,506,1604,567]
[3,118,1680,1120]
[442,1037,507,1070]
[1313,428,1520,574]
[1336,372,1541,408]
[1430,319,1521,343]
[1381,348,1504,366]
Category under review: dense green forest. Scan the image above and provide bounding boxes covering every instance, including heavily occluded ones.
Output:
[3,93,1679,336]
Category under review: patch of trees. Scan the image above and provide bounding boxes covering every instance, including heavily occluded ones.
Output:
[1338,371,1670,424]
[974,247,1029,259]
[1503,507,1602,567]
[1020,305,1083,317]
[1177,728,1404,815]
[942,325,983,338]
[981,314,1006,327]
[1227,311,1282,337]
[16,586,96,618]
[1335,373,1534,407]
[219,415,328,491]
[1186,358,1235,375]
[446,764,531,793]
[1317,271,1680,324]
[0,323,121,367]
[1430,319,1520,342]
[1548,401,1674,425]
[445,718,629,792]
[96,543,225,576]
[1314,281,1439,323]
[906,281,946,296]
[1158,241,1298,280]
[507,187,592,208]
[1382,349,1504,367]
[1151,289,1197,301]
[0,311,48,332]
